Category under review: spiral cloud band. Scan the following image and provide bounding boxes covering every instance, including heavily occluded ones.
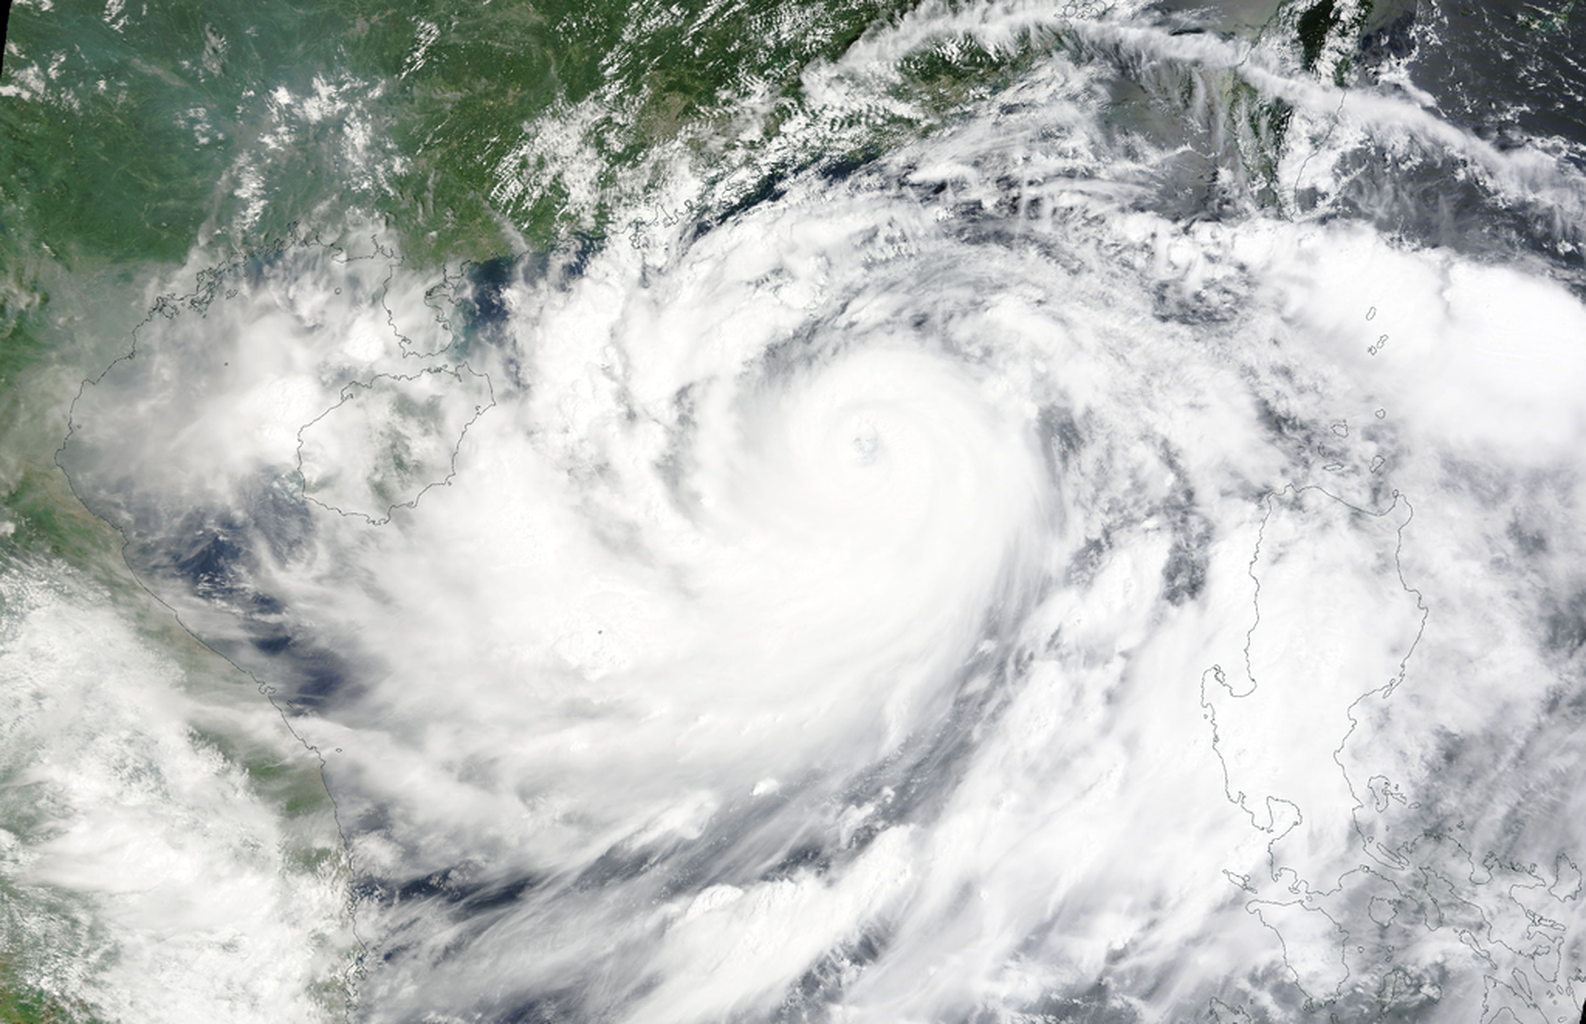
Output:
[22,7,1586,1023]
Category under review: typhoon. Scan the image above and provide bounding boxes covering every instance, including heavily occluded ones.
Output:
[4,1,1586,1023]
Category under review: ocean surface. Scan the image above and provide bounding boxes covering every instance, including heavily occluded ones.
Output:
[3,0,1586,1021]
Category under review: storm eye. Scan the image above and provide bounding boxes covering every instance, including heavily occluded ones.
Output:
[849,421,880,463]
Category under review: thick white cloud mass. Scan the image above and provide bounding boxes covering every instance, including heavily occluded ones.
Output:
[0,569,357,1022]
[19,5,1586,1024]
